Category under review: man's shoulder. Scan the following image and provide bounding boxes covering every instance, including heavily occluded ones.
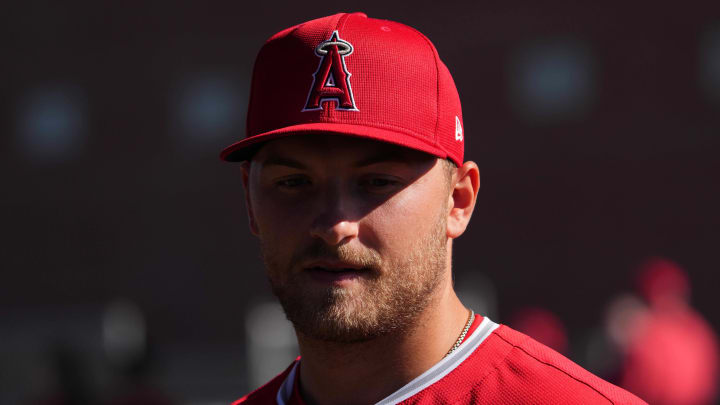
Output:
[232,360,297,405]
[469,325,646,404]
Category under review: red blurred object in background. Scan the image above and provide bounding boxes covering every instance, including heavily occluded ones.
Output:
[509,307,568,354]
[618,257,719,405]
[636,257,690,308]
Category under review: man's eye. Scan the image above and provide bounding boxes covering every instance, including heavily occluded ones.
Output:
[275,177,310,188]
[361,176,402,192]
[368,178,392,187]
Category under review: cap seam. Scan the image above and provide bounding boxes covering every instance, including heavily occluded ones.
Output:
[336,12,353,32]
[405,25,441,146]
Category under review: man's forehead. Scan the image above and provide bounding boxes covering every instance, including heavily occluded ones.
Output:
[252,134,434,167]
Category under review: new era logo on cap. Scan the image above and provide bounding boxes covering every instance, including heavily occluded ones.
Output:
[220,12,465,166]
[455,116,463,142]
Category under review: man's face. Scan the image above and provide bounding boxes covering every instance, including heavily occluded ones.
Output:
[243,134,454,343]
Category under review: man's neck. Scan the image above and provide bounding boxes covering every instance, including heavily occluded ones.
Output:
[295,283,469,405]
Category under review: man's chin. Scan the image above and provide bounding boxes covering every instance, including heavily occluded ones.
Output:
[276,296,387,343]
[292,317,387,344]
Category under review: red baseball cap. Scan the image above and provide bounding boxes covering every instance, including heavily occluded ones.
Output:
[220,12,465,166]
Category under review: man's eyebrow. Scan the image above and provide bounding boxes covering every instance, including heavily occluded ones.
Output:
[261,157,307,169]
[353,153,411,168]
[261,153,411,169]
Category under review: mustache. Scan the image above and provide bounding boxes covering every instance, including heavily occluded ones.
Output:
[293,241,382,270]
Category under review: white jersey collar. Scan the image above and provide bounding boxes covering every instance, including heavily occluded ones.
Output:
[276,316,500,405]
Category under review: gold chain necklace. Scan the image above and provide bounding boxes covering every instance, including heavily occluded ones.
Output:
[445,309,475,357]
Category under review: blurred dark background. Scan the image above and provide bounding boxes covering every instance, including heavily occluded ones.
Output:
[2,1,719,403]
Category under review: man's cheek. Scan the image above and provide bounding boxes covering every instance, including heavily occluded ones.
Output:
[360,213,407,252]
[255,199,304,230]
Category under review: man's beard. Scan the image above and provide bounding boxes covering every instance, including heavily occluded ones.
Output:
[261,213,448,343]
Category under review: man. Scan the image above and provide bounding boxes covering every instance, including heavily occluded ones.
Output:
[221,12,646,405]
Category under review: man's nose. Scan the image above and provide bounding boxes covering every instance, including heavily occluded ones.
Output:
[309,185,359,246]
[310,219,359,246]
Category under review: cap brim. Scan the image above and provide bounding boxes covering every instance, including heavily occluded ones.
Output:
[220,123,450,162]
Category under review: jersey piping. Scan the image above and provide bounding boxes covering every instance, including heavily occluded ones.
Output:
[275,317,500,405]
[276,361,299,405]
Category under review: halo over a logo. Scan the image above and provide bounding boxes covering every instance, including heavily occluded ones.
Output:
[303,31,358,112]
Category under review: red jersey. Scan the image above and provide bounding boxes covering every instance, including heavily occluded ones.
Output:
[234,316,646,404]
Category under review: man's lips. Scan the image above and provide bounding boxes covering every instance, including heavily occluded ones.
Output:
[302,261,368,284]
[307,266,363,272]
[302,260,365,272]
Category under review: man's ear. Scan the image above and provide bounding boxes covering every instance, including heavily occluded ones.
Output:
[241,161,260,236]
[446,161,480,239]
